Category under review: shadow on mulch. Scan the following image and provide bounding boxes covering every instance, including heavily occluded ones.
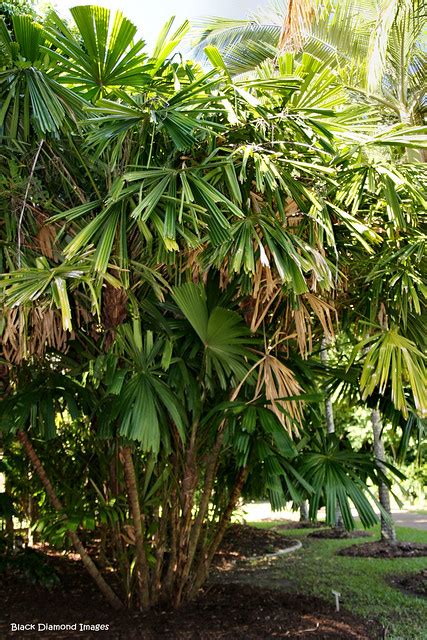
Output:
[0,524,382,640]
[338,541,427,558]
[0,568,381,640]
[309,529,371,540]
[391,569,427,598]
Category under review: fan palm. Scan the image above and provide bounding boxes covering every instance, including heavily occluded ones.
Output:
[0,14,87,140]
[1,2,426,611]
[193,0,426,133]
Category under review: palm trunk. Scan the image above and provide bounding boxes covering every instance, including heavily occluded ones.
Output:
[17,430,123,610]
[5,513,14,550]
[320,336,335,435]
[173,424,200,598]
[185,427,225,575]
[121,445,150,608]
[4,477,15,551]
[27,492,33,547]
[277,0,314,52]
[152,496,169,603]
[371,409,397,543]
[299,500,309,522]
[189,466,249,601]
[1,442,14,550]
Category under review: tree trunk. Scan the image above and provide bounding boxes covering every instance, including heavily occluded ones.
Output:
[17,430,123,610]
[121,445,150,608]
[320,336,335,435]
[189,466,249,601]
[4,476,15,551]
[27,481,34,547]
[184,427,225,577]
[371,409,397,544]
[299,501,309,522]
[1,448,15,551]
[173,424,200,599]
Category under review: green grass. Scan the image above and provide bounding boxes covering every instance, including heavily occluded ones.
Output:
[249,522,427,640]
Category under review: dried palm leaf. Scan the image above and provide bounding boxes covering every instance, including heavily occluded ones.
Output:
[254,352,304,434]
[36,225,56,259]
[292,293,336,358]
[1,306,72,363]
[278,0,316,52]
[249,260,282,333]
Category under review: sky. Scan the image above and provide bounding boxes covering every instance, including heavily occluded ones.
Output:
[49,0,266,49]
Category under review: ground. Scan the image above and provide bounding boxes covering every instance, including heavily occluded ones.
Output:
[392,568,427,598]
[1,521,426,639]
[338,539,427,557]
[245,522,427,640]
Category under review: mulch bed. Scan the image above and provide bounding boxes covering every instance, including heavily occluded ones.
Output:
[214,523,294,566]
[0,566,381,639]
[338,541,427,558]
[309,529,371,540]
[0,525,383,639]
[391,569,427,598]
[274,520,327,530]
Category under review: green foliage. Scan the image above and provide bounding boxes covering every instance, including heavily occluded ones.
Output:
[44,6,152,102]
[351,329,426,418]
[0,548,60,589]
[0,0,425,610]
[172,282,252,387]
[299,433,399,529]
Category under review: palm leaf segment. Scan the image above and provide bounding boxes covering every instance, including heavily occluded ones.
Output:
[351,329,426,419]
[299,434,395,530]
[0,15,86,139]
[172,282,251,389]
[98,322,185,453]
[44,6,152,102]
[0,255,114,331]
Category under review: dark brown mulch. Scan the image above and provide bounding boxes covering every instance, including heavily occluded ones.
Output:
[391,569,427,598]
[338,541,427,558]
[0,560,381,640]
[214,523,294,566]
[309,529,371,540]
[274,519,327,530]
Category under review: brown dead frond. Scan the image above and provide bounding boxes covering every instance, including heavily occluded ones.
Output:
[36,225,56,259]
[293,303,312,357]
[278,0,316,52]
[102,284,128,330]
[285,198,303,227]
[292,294,336,358]
[254,352,303,435]
[305,293,336,338]
[249,259,283,332]
[1,306,73,363]
[182,246,205,284]
[250,191,263,214]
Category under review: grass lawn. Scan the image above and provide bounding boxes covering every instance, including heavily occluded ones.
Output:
[250,522,427,640]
